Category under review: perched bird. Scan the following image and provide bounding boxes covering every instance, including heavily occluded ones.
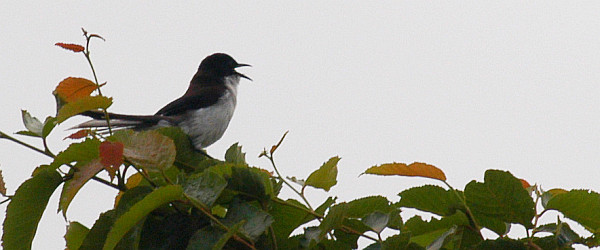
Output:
[76,53,251,150]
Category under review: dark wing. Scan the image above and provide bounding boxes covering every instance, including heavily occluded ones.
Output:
[155,85,225,116]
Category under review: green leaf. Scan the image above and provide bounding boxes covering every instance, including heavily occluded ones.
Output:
[470,212,510,236]
[474,238,527,250]
[2,167,62,250]
[301,196,336,225]
[49,138,101,170]
[464,170,535,228]
[546,189,600,232]
[59,159,104,217]
[42,116,57,138]
[270,199,310,240]
[140,212,208,250]
[362,211,390,233]
[15,130,41,137]
[364,233,415,250]
[213,221,244,250]
[300,227,321,248]
[535,222,580,248]
[224,142,246,164]
[156,127,217,171]
[346,195,393,218]
[305,156,340,191]
[402,212,470,247]
[103,185,184,250]
[427,226,457,250]
[398,185,463,216]
[20,110,43,137]
[80,210,116,250]
[56,96,112,123]
[65,222,90,250]
[186,227,225,250]
[334,219,369,249]
[319,203,348,238]
[110,130,176,172]
[227,165,273,202]
[222,201,274,240]
[183,171,227,208]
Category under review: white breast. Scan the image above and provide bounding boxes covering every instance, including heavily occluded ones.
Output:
[178,76,239,149]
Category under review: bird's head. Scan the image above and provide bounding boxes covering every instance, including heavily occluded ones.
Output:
[198,53,251,81]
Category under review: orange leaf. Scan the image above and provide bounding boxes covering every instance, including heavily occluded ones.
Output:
[64,129,91,140]
[55,42,85,53]
[99,141,124,180]
[364,162,447,181]
[0,170,6,196]
[519,179,531,189]
[54,77,98,103]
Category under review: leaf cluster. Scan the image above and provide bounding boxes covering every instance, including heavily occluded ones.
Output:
[1,30,600,250]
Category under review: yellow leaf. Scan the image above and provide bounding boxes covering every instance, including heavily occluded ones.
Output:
[364,162,447,181]
[114,173,144,207]
[56,96,112,123]
[54,77,98,103]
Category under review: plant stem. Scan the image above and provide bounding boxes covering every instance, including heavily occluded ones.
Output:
[268,155,314,211]
[82,31,113,135]
[0,130,124,191]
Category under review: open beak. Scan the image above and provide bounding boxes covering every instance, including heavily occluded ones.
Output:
[235,63,252,81]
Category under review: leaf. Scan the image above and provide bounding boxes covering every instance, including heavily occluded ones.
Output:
[300,227,322,248]
[397,185,463,216]
[55,42,85,52]
[270,199,310,240]
[427,226,457,250]
[474,238,527,249]
[79,210,116,250]
[65,222,90,250]
[227,165,274,202]
[546,189,600,232]
[49,138,101,170]
[224,142,246,164]
[319,203,348,238]
[0,170,6,196]
[1,167,62,250]
[42,116,57,138]
[222,200,274,240]
[542,188,568,208]
[140,212,207,250]
[362,211,390,233]
[346,196,393,218]
[59,159,104,217]
[364,233,413,250]
[99,141,124,180]
[156,127,215,171]
[183,171,227,208]
[186,222,244,250]
[56,96,112,123]
[54,77,98,103]
[103,185,184,250]
[270,131,288,154]
[363,162,447,181]
[464,170,535,228]
[65,129,91,140]
[519,179,531,189]
[111,130,176,172]
[403,212,470,238]
[20,110,43,137]
[305,156,340,191]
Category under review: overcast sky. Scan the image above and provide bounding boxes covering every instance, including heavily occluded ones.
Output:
[1,2,599,249]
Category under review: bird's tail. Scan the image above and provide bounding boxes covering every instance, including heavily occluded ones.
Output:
[72,110,173,131]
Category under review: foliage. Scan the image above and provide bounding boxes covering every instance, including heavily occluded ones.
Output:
[1,30,600,249]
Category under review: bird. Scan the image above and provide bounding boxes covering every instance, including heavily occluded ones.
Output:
[75,53,251,151]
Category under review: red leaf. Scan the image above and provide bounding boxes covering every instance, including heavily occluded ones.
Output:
[55,43,84,53]
[64,130,91,140]
[99,141,124,180]
[519,179,531,189]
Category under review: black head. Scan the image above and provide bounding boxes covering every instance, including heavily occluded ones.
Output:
[198,53,251,80]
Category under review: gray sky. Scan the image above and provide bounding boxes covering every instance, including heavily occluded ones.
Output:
[1,2,599,249]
